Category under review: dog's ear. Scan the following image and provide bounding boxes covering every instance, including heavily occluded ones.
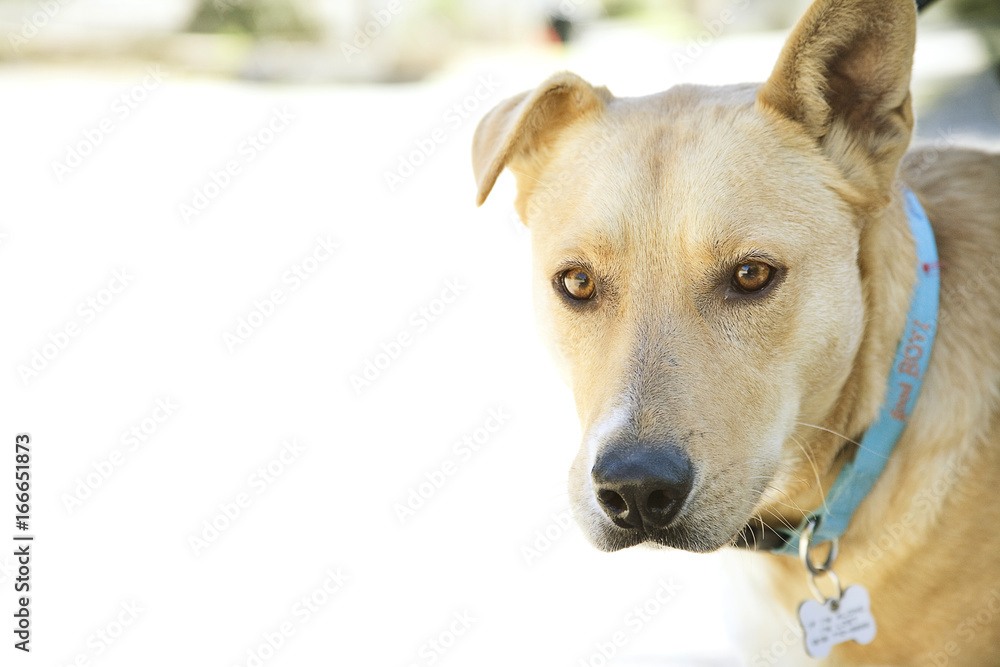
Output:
[472,72,610,207]
[757,0,916,206]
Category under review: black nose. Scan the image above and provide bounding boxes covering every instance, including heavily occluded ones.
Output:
[592,443,693,531]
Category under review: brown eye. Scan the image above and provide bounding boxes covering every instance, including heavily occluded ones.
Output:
[561,267,596,300]
[732,261,775,293]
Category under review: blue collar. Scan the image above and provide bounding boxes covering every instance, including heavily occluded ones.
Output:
[768,188,940,556]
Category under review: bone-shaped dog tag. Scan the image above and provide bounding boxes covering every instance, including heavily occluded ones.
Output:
[798,584,877,659]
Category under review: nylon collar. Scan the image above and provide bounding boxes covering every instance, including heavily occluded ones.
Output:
[765,188,940,556]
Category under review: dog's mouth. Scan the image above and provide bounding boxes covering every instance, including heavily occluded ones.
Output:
[593,517,786,554]
[576,495,746,554]
[589,521,718,553]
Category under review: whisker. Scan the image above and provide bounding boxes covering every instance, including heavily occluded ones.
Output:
[746,489,806,526]
[740,489,799,533]
[758,506,798,534]
[790,432,831,516]
[795,420,891,461]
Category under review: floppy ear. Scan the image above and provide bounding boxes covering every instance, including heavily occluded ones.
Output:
[757,0,916,206]
[472,71,610,208]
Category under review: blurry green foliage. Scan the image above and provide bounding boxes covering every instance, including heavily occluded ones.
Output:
[951,0,1000,23]
[187,0,322,40]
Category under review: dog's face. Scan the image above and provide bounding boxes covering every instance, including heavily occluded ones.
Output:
[523,88,869,552]
[473,0,916,552]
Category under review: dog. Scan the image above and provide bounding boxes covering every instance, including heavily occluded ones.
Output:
[471,0,1000,663]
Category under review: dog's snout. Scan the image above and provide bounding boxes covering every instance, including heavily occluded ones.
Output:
[592,444,693,531]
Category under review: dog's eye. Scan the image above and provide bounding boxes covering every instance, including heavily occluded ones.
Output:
[732,261,775,293]
[560,267,596,300]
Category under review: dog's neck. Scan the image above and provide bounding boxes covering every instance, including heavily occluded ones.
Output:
[764,185,919,537]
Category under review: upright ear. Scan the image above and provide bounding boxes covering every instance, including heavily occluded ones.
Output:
[472,72,610,208]
[757,0,916,206]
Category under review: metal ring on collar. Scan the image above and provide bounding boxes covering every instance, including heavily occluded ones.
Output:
[808,568,844,605]
[798,519,839,575]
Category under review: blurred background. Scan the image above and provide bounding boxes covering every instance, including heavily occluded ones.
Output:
[0,0,997,82]
[1,1,998,666]
[1,0,998,94]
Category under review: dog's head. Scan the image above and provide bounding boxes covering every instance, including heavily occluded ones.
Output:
[472,0,917,552]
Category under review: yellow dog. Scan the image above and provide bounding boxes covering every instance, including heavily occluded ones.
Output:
[472,0,1000,663]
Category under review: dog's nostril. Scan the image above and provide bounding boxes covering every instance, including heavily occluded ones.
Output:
[598,489,628,516]
[646,490,674,516]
